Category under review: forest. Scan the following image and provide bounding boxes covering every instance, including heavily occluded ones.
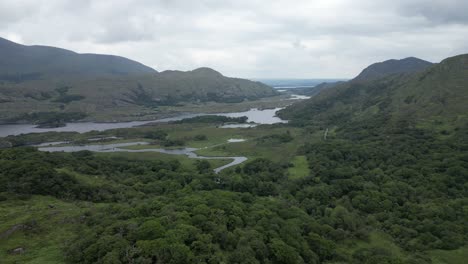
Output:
[1,111,466,263]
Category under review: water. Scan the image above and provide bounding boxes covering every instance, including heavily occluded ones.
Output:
[221,108,286,125]
[0,114,202,137]
[227,138,246,143]
[289,94,311,100]
[0,108,286,137]
[37,142,150,152]
[38,141,248,173]
[254,78,347,88]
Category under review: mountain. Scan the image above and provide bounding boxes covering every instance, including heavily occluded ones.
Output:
[353,57,433,82]
[0,68,278,121]
[0,37,156,80]
[144,68,276,102]
[0,38,278,122]
[50,67,277,108]
[279,54,468,130]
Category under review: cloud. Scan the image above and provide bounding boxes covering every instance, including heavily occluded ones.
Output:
[399,0,468,25]
[0,0,467,78]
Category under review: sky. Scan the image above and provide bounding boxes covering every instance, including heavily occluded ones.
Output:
[1,0,468,78]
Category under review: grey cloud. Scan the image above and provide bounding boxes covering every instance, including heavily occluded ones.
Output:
[1,0,467,78]
[0,1,36,28]
[399,0,468,25]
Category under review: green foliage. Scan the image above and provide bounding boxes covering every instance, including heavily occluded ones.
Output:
[2,54,468,263]
[144,130,168,140]
[162,138,186,147]
[279,54,468,130]
[194,134,208,141]
[257,131,294,144]
[288,155,310,179]
[195,160,211,173]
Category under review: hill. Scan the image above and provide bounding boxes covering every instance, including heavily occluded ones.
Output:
[0,37,156,80]
[50,67,277,107]
[0,38,278,122]
[0,68,277,122]
[279,54,468,131]
[277,54,468,262]
[353,57,433,82]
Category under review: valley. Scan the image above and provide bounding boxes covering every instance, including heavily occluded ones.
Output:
[0,36,467,263]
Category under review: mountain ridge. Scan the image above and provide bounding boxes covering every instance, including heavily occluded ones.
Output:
[353,57,433,82]
[0,37,157,79]
[279,54,468,130]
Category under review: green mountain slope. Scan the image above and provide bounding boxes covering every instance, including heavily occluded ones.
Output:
[279,54,468,130]
[0,37,156,79]
[0,68,277,122]
[353,57,433,82]
[279,54,468,262]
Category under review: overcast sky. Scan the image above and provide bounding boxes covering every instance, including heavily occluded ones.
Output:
[1,0,467,78]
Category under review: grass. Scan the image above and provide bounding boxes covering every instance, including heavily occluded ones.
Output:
[56,168,114,187]
[95,151,231,172]
[0,196,95,264]
[338,230,468,263]
[429,245,468,264]
[193,126,307,162]
[288,156,310,179]
[338,231,405,259]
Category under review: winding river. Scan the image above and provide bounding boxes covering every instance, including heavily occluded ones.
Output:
[38,141,248,174]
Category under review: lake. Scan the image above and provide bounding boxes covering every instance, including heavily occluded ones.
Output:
[0,107,287,137]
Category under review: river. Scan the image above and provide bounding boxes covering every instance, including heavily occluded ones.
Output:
[38,141,248,174]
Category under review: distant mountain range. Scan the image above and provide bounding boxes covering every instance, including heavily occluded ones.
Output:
[0,37,277,122]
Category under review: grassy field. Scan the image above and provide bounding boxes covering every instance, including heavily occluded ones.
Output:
[429,245,468,264]
[337,231,406,261]
[89,122,309,162]
[96,151,231,171]
[0,196,95,264]
[336,227,468,263]
[288,155,310,179]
